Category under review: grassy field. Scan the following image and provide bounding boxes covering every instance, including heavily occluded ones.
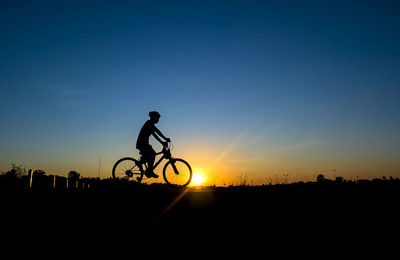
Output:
[2,176,399,256]
[2,174,399,234]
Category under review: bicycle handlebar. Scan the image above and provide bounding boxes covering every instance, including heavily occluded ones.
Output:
[155,141,172,156]
[159,140,172,151]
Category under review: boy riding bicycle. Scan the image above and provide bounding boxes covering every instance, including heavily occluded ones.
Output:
[136,111,170,178]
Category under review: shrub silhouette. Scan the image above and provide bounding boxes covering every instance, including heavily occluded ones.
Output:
[335,176,344,183]
[317,174,325,183]
[32,169,46,177]
[68,171,80,181]
[4,163,26,178]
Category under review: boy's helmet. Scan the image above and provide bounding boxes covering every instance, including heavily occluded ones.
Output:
[149,111,161,119]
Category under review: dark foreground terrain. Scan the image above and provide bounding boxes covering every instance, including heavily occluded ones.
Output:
[1,175,400,250]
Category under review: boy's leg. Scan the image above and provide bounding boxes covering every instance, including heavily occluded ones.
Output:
[147,153,155,172]
[144,145,158,178]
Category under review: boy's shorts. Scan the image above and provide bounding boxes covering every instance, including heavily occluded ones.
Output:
[137,144,156,161]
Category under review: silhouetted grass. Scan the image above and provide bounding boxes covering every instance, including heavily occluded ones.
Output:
[1,166,399,242]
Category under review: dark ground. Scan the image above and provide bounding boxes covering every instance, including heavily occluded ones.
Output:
[1,177,399,251]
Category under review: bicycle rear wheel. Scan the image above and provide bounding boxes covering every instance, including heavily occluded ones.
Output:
[163,158,192,187]
[112,157,143,182]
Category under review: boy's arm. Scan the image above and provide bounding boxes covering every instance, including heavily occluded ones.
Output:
[153,127,170,143]
[152,133,164,144]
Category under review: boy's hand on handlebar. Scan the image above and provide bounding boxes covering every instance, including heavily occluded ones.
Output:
[165,138,171,142]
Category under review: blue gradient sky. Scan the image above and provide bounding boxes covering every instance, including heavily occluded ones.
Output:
[1,1,400,183]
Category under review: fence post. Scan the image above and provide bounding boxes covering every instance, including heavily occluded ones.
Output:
[28,169,33,189]
[53,175,56,189]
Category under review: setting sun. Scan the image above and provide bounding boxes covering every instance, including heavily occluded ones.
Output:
[192,173,204,186]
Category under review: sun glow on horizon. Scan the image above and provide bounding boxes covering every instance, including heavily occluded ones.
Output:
[192,172,205,186]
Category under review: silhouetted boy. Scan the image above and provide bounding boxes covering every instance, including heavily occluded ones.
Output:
[136,111,170,178]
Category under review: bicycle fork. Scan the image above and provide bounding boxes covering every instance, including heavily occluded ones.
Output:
[170,159,179,175]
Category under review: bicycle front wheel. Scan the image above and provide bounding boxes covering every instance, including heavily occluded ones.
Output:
[163,158,192,187]
[112,157,143,182]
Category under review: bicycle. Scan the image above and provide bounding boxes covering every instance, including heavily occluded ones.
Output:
[112,142,192,187]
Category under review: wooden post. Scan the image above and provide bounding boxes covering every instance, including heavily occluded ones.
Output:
[53,175,56,189]
[28,169,33,188]
[66,178,69,189]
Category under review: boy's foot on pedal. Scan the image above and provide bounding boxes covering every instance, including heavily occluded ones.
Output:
[145,170,159,178]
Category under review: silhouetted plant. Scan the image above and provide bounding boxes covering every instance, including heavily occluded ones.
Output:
[335,176,344,183]
[32,169,46,177]
[317,174,325,183]
[68,171,80,181]
[4,163,26,178]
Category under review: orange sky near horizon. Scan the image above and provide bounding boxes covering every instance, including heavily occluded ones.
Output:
[3,131,398,187]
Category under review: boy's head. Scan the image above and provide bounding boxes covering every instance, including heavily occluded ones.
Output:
[149,111,161,124]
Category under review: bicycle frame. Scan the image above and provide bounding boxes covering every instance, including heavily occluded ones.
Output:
[151,150,167,171]
[140,145,177,174]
